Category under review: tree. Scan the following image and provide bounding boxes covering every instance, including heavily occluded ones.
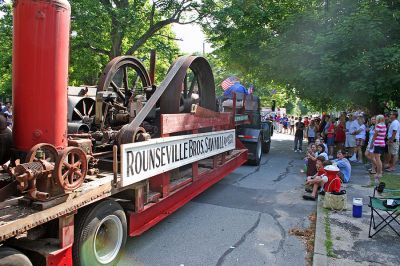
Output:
[202,0,400,113]
[0,3,12,98]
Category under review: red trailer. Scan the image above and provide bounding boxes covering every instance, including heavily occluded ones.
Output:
[0,1,249,265]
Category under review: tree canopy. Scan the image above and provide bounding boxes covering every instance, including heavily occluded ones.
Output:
[0,0,203,96]
[202,0,400,113]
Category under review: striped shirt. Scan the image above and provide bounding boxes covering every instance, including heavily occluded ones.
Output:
[374,123,387,147]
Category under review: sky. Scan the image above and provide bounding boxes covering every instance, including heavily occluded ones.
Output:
[172,23,213,55]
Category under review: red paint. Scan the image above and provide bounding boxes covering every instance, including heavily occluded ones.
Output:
[128,149,247,237]
[13,0,70,151]
[47,245,73,266]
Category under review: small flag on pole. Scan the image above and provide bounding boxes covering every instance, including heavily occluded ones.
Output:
[221,76,236,91]
[248,84,253,94]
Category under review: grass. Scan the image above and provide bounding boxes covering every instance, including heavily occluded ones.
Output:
[369,173,400,196]
[323,208,337,258]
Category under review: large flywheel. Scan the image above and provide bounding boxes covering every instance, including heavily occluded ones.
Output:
[96,56,152,130]
[159,56,216,114]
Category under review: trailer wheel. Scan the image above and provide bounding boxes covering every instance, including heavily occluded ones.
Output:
[249,136,262,166]
[73,200,127,266]
[262,141,271,154]
[0,246,32,266]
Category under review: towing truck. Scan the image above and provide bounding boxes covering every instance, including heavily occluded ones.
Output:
[219,93,272,165]
[0,1,249,265]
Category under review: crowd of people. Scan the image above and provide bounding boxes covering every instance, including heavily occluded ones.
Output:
[0,102,13,127]
[273,110,400,201]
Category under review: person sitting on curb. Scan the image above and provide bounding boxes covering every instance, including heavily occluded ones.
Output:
[316,144,329,161]
[333,150,352,183]
[303,156,328,201]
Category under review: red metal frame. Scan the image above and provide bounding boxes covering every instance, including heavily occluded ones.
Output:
[26,108,248,266]
[128,149,247,236]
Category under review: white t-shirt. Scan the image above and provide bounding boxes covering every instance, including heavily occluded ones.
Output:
[349,120,360,135]
[345,121,352,135]
[388,119,400,140]
[356,124,366,140]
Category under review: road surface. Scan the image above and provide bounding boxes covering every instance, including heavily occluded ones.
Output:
[119,133,315,266]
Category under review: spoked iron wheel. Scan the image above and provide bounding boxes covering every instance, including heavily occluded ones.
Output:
[98,56,151,107]
[26,143,59,163]
[55,147,87,191]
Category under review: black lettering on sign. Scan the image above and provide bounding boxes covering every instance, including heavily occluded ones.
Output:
[149,148,155,171]
[156,147,161,167]
[135,152,142,174]
[184,142,188,159]
[161,146,166,166]
[127,151,134,176]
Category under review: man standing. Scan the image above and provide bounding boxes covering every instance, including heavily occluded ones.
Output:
[294,117,305,152]
[347,114,359,162]
[386,111,399,172]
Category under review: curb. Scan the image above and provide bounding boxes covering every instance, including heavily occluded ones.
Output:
[313,196,327,266]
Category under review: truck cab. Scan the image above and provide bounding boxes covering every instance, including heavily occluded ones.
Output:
[218,93,272,165]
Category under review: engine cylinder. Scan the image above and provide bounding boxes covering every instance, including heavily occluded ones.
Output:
[12,0,71,151]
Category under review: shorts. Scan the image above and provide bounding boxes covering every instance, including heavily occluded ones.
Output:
[356,138,364,147]
[327,137,335,146]
[366,141,374,153]
[374,146,385,154]
[283,125,288,129]
[345,135,356,148]
[388,141,399,155]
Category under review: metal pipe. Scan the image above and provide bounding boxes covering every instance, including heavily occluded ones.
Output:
[113,145,118,186]
[149,50,156,84]
[68,122,90,134]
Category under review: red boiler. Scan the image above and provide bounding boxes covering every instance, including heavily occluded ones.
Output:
[12,0,71,151]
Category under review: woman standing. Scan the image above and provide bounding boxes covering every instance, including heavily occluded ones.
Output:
[307,120,316,143]
[335,114,346,153]
[355,116,366,163]
[365,116,376,174]
[370,115,386,184]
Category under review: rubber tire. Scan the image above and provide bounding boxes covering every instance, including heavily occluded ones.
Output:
[0,247,32,266]
[73,200,127,266]
[262,141,271,154]
[249,136,262,166]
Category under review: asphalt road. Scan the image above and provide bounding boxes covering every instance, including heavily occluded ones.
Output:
[119,133,316,266]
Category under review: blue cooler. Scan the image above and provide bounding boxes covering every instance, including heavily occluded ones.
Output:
[352,198,363,218]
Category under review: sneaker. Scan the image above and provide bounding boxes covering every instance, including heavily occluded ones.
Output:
[299,149,303,152]
[294,149,298,152]
[328,155,333,159]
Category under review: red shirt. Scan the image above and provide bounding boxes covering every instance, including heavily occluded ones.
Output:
[304,119,310,127]
[335,122,345,142]
[327,123,335,138]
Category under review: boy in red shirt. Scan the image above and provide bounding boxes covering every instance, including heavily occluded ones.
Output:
[303,156,329,201]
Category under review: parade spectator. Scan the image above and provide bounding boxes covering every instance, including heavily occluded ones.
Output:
[303,156,329,201]
[289,116,295,135]
[294,117,305,152]
[326,117,335,159]
[370,115,386,184]
[386,111,399,172]
[3,102,12,127]
[365,116,377,174]
[0,102,3,113]
[354,116,366,163]
[305,143,318,176]
[335,114,346,152]
[307,120,316,143]
[282,115,289,134]
[303,116,310,140]
[318,115,327,139]
[347,114,360,162]
[333,150,352,183]
[316,143,329,160]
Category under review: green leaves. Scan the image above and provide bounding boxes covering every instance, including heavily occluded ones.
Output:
[203,0,400,113]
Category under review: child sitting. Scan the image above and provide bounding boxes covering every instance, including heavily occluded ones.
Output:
[303,156,329,201]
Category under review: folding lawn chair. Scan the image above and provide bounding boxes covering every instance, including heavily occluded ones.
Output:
[368,187,400,238]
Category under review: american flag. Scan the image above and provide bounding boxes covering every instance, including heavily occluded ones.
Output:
[221,76,236,91]
[248,84,253,94]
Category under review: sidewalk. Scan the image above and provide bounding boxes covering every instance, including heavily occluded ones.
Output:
[313,163,400,266]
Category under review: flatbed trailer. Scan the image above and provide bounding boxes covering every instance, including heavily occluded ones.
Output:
[0,111,247,265]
